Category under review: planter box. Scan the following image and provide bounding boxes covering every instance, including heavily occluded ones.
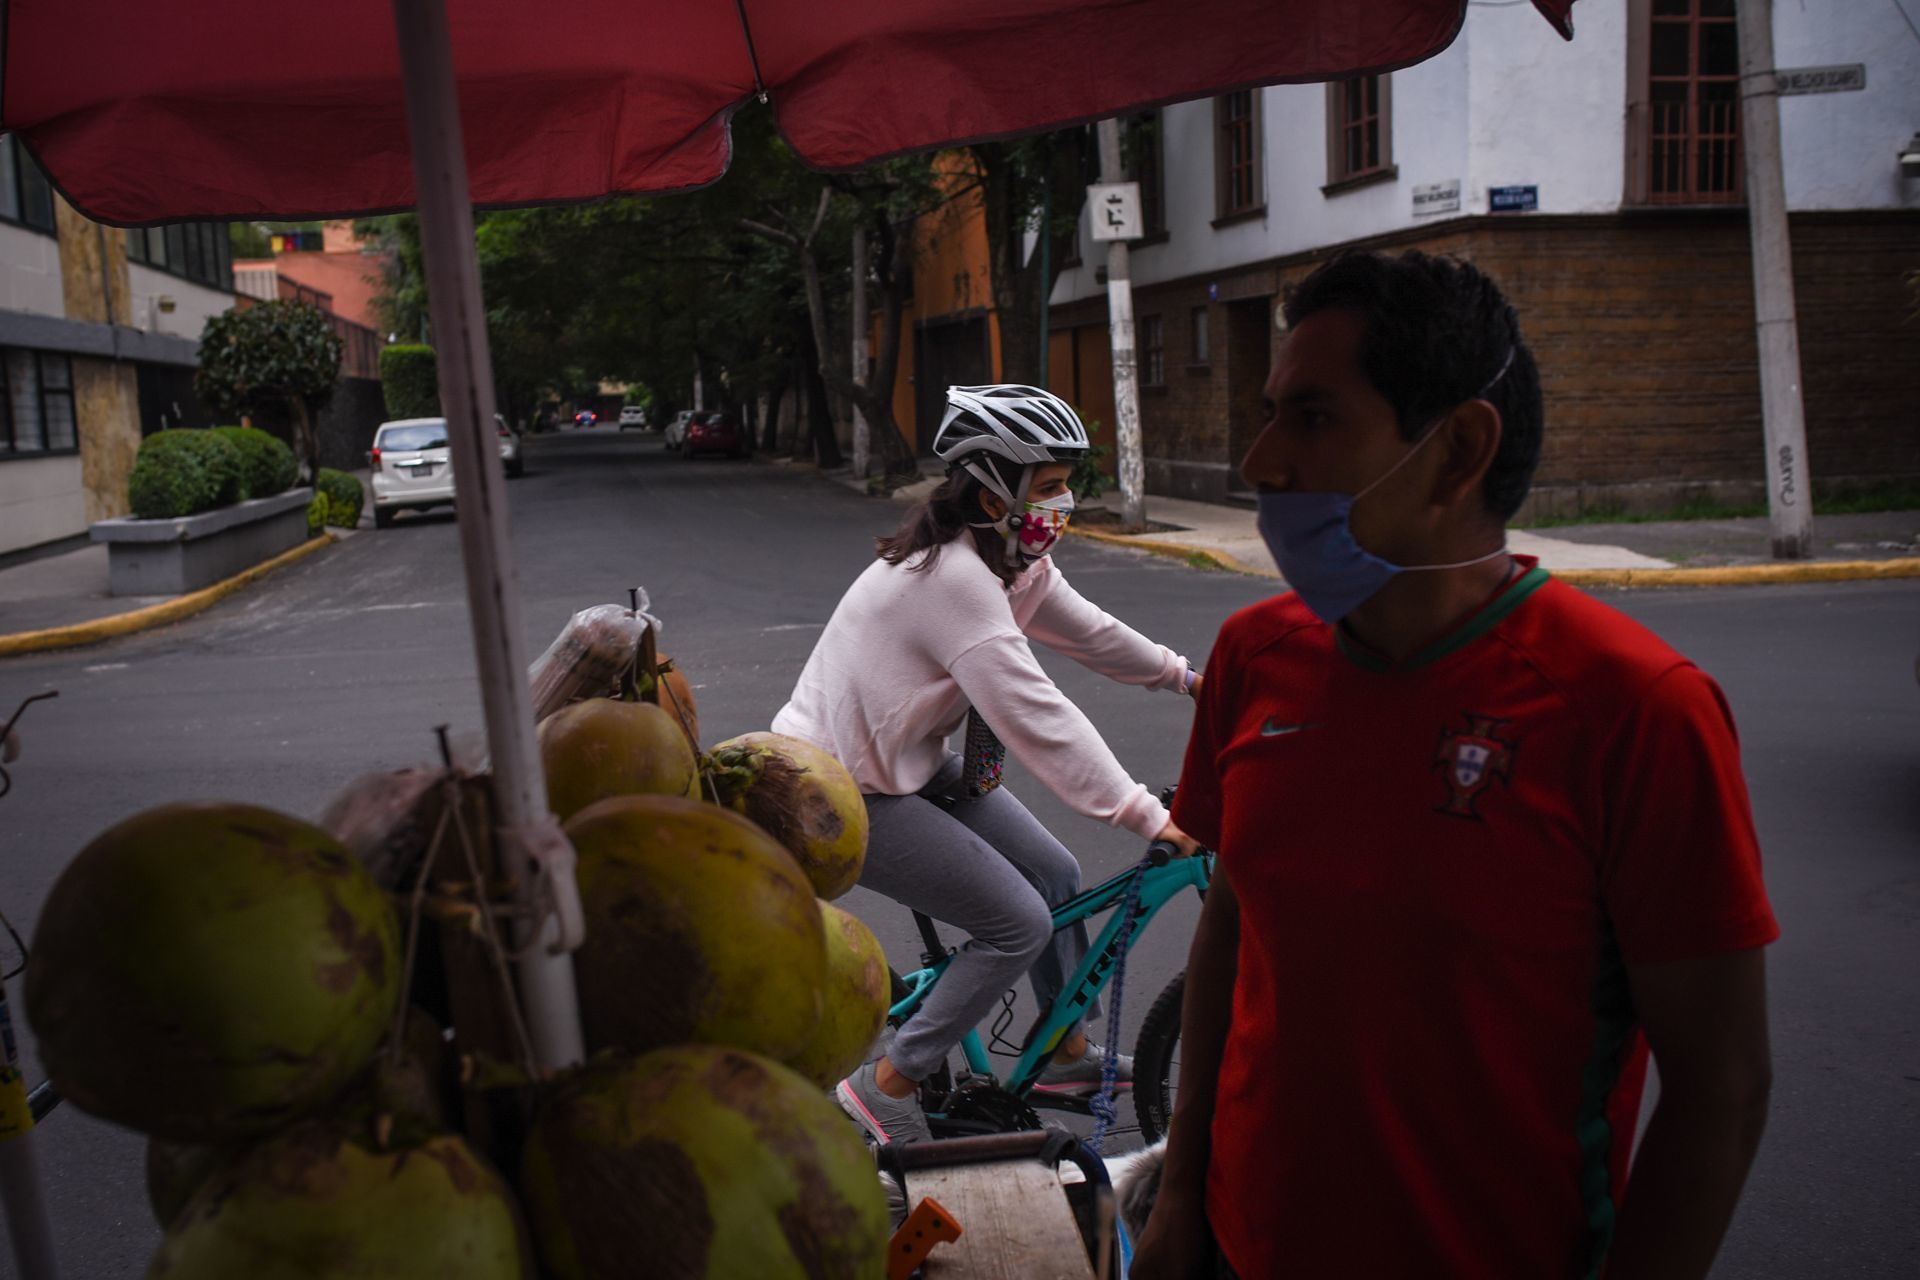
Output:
[90,488,314,596]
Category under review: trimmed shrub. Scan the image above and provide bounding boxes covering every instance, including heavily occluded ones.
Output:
[307,492,328,537]
[379,345,440,420]
[211,426,297,500]
[316,469,364,529]
[127,430,246,519]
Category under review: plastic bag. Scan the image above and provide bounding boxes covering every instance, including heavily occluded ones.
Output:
[526,599,658,722]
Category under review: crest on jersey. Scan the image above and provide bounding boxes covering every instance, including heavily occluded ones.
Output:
[1433,713,1515,819]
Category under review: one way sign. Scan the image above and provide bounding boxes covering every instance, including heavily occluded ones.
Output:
[1087,182,1142,243]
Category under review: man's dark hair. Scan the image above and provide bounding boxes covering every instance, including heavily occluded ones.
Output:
[1282,250,1543,521]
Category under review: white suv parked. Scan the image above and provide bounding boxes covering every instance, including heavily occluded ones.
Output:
[618,405,648,430]
[368,415,522,528]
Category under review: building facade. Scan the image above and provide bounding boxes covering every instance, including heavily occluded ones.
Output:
[0,136,236,557]
[1050,0,1920,515]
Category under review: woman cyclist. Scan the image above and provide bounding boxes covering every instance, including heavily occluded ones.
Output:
[772,383,1200,1145]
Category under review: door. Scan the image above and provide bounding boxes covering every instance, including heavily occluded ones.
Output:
[915,315,992,453]
[1225,299,1273,494]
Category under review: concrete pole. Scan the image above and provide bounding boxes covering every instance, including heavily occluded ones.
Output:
[391,0,585,1070]
[851,228,870,480]
[1097,119,1146,529]
[1737,0,1813,559]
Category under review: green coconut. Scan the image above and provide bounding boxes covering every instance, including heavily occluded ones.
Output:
[26,802,400,1143]
[566,794,826,1061]
[703,732,869,899]
[146,1139,230,1231]
[539,697,700,821]
[148,1125,527,1278]
[522,1047,888,1280]
[784,902,891,1089]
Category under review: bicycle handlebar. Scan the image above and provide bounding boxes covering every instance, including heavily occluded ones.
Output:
[1146,839,1181,867]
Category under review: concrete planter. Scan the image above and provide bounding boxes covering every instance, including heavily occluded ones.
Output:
[90,488,315,596]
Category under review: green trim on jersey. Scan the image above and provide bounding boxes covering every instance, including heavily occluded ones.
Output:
[1335,563,1552,673]
[1575,923,1636,1279]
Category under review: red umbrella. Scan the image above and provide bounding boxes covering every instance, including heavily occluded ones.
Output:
[7,0,1574,225]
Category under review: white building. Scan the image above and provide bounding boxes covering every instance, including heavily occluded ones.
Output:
[0,135,237,557]
[1050,0,1920,514]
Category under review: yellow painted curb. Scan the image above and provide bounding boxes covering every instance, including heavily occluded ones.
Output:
[1068,526,1275,577]
[1555,558,1920,588]
[1071,527,1920,589]
[0,534,338,659]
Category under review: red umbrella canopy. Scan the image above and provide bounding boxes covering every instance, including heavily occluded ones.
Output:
[3,0,1575,226]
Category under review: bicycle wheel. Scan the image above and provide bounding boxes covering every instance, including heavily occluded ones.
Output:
[1132,970,1185,1146]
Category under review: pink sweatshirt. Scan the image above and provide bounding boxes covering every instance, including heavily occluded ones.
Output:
[772,538,1190,839]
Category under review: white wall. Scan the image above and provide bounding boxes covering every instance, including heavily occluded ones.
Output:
[126,262,233,342]
[0,453,84,555]
[1773,0,1920,211]
[0,222,65,319]
[1056,0,1916,305]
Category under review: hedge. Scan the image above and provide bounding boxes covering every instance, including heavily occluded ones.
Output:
[211,425,297,500]
[127,430,246,519]
[315,469,364,529]
[307,492,328,537]
[379,345,440,420]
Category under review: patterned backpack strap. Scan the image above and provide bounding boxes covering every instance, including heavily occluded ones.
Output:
[959,707,1007,799]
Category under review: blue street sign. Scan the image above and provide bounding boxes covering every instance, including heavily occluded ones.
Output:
[1489,185,1538,213]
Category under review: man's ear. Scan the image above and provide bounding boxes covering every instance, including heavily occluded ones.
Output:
[1431,399,1502,511]
[978,488,1010,521]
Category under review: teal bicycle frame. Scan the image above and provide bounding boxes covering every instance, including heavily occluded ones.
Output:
[887,850,1213,1101]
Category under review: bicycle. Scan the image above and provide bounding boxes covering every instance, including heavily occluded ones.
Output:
[881,792,1210,1148]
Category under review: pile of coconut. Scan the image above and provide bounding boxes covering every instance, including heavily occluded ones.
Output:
[26,601,893,1278]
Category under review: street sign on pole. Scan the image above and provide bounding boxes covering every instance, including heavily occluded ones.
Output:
[1087,182,1142,243]
[1773,64,1864,96]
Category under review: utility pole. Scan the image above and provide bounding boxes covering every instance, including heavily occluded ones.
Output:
[851,227,870,480]
[1095,119,1145,529]
[1737,0,1812,559]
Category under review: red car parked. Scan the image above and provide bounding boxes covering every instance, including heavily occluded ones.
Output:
[681,411,748,459]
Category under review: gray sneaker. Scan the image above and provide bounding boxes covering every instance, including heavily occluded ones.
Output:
[836,1060,932,1145]
[1034,1042,1133,1095]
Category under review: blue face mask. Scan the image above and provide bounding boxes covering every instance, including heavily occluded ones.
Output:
[1255,353,1515,624]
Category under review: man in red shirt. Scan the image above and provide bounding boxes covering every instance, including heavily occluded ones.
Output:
[1134,251,1777,1279]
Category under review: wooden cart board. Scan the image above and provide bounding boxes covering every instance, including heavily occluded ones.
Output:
[909,1158,1097,1280]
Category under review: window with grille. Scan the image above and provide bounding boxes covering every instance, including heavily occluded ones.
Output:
[1126,112,1166,237]
[126,220,235,290]
[0,349,78,458]
[1637,0,1741,204]
[1140,315,1166,386]
[0,136,56,235]
[1215,91,1263,219]
[1326,75,1393,186]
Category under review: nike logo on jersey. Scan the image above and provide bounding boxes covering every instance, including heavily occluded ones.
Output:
[1260,719,1323,737]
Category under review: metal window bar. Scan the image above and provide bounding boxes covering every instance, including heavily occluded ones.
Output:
[1645,5,1740,204]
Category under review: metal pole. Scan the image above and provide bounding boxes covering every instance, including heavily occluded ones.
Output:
[390,0,585,1070]
[1,971,59,1279]
[1097,119,1145,528]
[850,227,870,480]
[1737,0,1813,559]
[1037,171,1052,389]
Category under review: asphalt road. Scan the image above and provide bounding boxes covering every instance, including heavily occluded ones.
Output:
[1,428,1914,1277]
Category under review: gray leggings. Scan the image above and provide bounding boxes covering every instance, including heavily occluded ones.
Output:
[860,755,1095,1082]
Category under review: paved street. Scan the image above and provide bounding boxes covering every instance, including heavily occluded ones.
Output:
[1,428,1915,1277]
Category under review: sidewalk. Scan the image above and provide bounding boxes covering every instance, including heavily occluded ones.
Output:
[790,457,1919,585]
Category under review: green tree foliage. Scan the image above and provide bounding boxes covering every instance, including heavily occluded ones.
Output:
[315,469,364,528]
[195,300,343,483]
[127,429,245,519]
[378,344,441,419]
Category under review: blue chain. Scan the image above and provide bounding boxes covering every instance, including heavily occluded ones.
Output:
[1086,858,1150,1156]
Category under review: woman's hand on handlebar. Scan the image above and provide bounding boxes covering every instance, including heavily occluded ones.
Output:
[1154,819,1201,859]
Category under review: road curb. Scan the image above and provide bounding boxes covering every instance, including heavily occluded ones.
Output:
[0,534,338,659]
[1068,527,1920,588]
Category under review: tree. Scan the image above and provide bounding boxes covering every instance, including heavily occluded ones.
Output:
[195,300,343,483]
[964,132,1092,386]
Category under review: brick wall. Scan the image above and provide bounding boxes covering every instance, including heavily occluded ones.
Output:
[1065,210,1920,514]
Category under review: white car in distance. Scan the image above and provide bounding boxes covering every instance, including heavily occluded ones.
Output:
[369,415,522,529]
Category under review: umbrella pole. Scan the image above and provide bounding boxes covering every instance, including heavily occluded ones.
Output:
[389,0,585,1071]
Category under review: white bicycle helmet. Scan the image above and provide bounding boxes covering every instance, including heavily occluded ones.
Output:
[933,384,1090,507]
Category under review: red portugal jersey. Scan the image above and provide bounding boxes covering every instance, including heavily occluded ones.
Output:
[1172,561,1778,1279]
